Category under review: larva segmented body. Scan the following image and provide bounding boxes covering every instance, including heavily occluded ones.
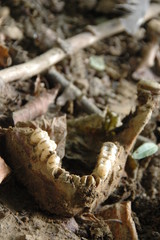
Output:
[94,142,118,179]
[30,128,61,169]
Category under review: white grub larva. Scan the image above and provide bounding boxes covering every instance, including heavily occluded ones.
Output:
[47,154,61,169]
[30,128,49,144]
[95,161,111,179]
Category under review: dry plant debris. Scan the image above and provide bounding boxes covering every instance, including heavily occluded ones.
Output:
[0,80,159,218]
[0,4,160,83]
[12,87,59,124]
[0,1,160,239]
[96,201,138,240]
[0,156,11,184]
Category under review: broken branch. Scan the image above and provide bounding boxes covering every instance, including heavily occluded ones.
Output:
[0,4,160,83]
[48,68,103,116]
[12,87,59,124]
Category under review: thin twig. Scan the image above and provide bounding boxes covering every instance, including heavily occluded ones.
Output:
[0,4,159,83]
[12,87,59,124]
[48,68,103,116]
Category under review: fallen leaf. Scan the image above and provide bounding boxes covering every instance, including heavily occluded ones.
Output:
[89,55,106,71]
[132,142,158,160]
[0,156,11,183]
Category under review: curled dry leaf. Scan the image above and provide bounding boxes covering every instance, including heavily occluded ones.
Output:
[107,79,137,119]
[0,81,18,109]
[96,201,138,240]
[12,87,59,124]
[0,156,11,184]
[0,44,12,67]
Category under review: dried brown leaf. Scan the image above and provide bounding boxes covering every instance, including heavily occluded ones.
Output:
[0,156,11,184]
[0,44,12,67]
[12,87,59,124]
[96,202,138,240]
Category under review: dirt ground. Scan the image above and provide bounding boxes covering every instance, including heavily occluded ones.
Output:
[0,1,160,239]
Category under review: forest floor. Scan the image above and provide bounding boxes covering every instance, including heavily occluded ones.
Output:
[0,1,160,240]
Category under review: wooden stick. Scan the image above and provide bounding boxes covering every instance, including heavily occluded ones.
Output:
[0,4,160,84]
[12,87,59,124]
[48,68,103,116]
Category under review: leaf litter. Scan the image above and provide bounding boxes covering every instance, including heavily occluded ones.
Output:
[132,142,159,160]
[0,1,160,239]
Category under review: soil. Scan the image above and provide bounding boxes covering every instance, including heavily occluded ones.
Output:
[0,1,160,239]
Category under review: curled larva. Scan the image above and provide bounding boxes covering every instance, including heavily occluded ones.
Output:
[47,154,61,169]
[30,128,49,144]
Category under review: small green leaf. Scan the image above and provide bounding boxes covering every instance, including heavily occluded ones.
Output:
[89,56,106,71]
[132,142,158,160]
